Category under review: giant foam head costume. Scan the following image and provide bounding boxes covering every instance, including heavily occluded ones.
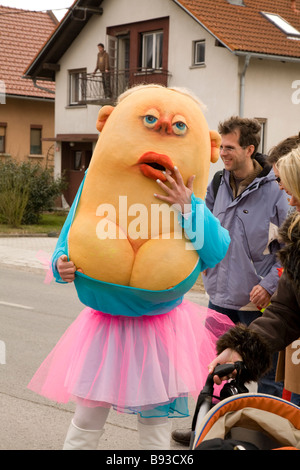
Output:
[67,85,220,309]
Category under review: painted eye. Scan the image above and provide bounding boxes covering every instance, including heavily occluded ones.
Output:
[172,121,187,135]
[143,115,158,128]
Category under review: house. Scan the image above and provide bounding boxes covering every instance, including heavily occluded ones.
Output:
[0,6,57,168]
[24,0,300,205]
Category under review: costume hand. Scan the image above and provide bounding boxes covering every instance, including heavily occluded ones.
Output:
[57,255,80,283]
[208,348,243,385]
[154,166,195,213]
[249,285,271,309]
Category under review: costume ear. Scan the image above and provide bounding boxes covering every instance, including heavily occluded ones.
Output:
[96,105,115,132]
[210,130,221,163]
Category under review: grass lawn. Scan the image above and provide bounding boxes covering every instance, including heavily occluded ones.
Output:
[0,211,67,236]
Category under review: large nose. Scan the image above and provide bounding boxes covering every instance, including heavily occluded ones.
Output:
[154,115,173,134]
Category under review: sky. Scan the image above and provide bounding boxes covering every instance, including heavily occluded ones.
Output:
[0,1,74,20]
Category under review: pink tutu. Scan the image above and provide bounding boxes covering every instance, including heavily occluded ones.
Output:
[28,300,233,417]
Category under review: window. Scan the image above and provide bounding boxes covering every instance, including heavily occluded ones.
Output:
[0,124,6,153]
[30,126,42,155]
[141,31,163,70]
[69,69,87,105]
[261,12,300,38]
[193,40,205,66]
[0,80,5,104]
[74,151,82,170]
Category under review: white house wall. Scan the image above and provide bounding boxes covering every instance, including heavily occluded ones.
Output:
[243,58,300,152]
[55,0,239,135]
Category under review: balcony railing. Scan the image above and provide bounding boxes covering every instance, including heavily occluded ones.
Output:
[76,68,171,105]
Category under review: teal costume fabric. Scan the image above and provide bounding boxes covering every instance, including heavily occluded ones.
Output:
[52,173,230,317]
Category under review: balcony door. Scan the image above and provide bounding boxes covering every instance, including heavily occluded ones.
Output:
[107,17,169,95]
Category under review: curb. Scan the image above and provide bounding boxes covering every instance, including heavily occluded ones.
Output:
[0,233,59,238]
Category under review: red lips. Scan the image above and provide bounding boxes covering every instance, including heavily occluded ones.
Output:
[138,152,174,181]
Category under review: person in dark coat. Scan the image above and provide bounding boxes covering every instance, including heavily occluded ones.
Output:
[209,147,300,390]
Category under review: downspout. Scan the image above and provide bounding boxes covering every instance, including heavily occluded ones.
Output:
[32,78,55,94]
[239,54,250,117]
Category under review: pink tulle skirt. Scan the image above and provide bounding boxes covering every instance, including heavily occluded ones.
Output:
[28,299,233,417]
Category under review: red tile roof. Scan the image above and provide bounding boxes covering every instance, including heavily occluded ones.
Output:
[177,0,300,59]
[23,0,300,84]
[0,5,57,99]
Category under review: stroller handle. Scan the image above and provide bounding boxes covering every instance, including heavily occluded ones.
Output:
[213,361,244,380]
[190,362,246,448]
[201,361,244,395]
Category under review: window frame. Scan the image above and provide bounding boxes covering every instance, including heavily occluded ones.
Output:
[0,123,7,153]
[255,117,267,154]
[192,40,206,67]
[30,125,42,155]
[68,68,87,106]
[261,12,300,38]
[141,30,163,70]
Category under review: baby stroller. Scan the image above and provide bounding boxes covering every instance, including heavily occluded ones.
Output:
[190,362,300,450]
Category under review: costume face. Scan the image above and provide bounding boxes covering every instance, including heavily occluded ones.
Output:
[69,86,220,289]
[94,86,219,200]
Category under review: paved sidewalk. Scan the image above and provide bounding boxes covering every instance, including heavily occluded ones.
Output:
[0,235,209,304]
[0,235,57,273]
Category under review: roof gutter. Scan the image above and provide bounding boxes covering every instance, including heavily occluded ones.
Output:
[24,0,81,80]
[236,50,300,116]
[234,50,300,63]
[25,0,104,80]
[32,78,55,95]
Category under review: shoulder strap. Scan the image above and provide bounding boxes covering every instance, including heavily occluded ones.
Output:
[212,170,223,198]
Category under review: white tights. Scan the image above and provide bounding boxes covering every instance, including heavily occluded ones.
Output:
[65,402,171,449]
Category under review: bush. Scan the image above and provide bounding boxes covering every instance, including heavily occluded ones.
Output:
[0,159,66,226]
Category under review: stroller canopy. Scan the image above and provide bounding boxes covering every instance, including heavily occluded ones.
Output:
[194,393,300,450]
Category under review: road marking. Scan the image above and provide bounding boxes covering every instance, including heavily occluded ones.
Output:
[0,301,33,311]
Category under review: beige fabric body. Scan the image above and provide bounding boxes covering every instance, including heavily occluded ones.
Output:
[202,407,300,449]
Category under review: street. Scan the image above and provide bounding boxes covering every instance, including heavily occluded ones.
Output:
[0,266,194,450]
[0,267,81,449]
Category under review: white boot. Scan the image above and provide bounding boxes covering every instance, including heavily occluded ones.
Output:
[63,420,104,450]
[138,420,172,450]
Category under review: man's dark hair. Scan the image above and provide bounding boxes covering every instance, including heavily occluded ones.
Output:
[267,132,300,165]
[218,116,261,156]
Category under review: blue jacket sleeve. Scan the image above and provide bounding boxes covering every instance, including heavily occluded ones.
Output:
[179,194,230,271]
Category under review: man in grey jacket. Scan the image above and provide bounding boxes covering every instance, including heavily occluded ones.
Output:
[172,116,289,446]
[203,117,289,325]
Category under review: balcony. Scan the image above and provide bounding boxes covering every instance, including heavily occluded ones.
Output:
[74,68,171,106]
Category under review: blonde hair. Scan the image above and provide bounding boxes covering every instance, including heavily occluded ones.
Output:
[277,146,300,234]
[277,146,300,200]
